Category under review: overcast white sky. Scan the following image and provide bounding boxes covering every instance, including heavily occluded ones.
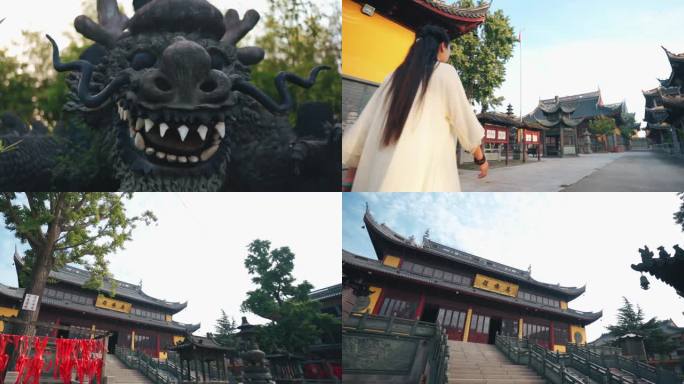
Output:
[0,193,341,335]
[343,193,684,342]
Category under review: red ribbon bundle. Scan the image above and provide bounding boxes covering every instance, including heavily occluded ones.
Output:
[55,338,105,384]
[0,335,104,384]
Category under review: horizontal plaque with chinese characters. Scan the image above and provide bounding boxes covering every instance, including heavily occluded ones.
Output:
[473,274,519,297]
[95,294,132,314]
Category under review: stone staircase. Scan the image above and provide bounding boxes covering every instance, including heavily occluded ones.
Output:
[447,341,546,384]
[105,353,153,384]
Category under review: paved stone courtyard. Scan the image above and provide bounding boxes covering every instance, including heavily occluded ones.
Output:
[460,151,684,192]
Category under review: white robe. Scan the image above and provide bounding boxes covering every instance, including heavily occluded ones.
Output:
[342,62,485,192]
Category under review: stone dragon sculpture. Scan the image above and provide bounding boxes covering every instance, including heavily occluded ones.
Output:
[0,0,340,191]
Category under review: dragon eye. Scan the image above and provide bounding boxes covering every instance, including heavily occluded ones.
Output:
[131,51,156,70]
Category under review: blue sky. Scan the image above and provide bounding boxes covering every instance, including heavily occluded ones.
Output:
[0,193,341,334]
[343,192,684,341]
[483,0,684,124]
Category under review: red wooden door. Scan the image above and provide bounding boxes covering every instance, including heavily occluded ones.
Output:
[468,313,491,344]
[437,308,467,341]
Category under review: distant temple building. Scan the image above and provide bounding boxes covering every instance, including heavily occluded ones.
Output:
[309,283,342,318]
[0,249,199,358]
[343,208,602,352]
[643,48,684,152]
[341,0,489,129]
[524,90,631,157]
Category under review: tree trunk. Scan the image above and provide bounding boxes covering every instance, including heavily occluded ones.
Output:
[16,245,54,337]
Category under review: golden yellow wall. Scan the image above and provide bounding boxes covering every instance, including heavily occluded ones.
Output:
[342,0,415,84]
[173,336,185,345]
[359,286,383,313]
[570,325,587,345]
[0,307,19,333]
[553,345,567,353]
[560,301,568,310]
[159,352,168,360]
[383,255,401,268]
[518,318,524,340]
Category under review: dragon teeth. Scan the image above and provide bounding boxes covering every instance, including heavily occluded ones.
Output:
[156,152,166,160]
[134,133,145,150]
[123,110,129,121]
[197,125,208,141]
[200,144,219,162]
[215,122,226,138]
[144,119,154,133]
[145,147,155,156]
[135,118,144,131]
[178,125,189,142]
[167,154,177,163]
[178,156,188,164]
[189,156,199,164]
[159,123,169,138]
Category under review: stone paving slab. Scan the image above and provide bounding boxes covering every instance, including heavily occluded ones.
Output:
[459,152,684,192]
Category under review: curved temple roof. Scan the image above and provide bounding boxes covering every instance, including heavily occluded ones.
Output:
[363,210,587,300]
[0,281,200,333]
[414,0,490,21]
[343,250,602,325]
[14,251,188,313]
[357,0,489,38]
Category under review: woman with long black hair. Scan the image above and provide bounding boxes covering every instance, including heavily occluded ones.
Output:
[342,25,488,192]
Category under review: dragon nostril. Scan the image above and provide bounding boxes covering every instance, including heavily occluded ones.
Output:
[200,79,218,93]
[155,76,172,92]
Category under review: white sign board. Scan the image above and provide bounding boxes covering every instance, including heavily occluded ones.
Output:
[22,294,39,311]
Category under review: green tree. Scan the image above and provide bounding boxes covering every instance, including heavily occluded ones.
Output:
[589,116,617,136]
[0,2,91,130]
[618,113,639,147]
[214,310,238,347]
[251,0,341,121]
[673,193,684,232]
[241,239,338,353]
[449,0,516,112]
[0,193,156,335]
[607,297,676,357]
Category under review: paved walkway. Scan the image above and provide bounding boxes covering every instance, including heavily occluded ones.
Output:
[460,151,684,192]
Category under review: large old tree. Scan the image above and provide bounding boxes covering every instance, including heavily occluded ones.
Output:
[241,239,338,353]
[0,192,156,335]
[449,0,516,112]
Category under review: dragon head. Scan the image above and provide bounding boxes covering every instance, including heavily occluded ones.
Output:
[48,0,328,190]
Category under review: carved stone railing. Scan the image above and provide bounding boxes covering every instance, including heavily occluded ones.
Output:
[342,312,448,384]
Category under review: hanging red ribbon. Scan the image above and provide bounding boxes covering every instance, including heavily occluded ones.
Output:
[0,335,104,384]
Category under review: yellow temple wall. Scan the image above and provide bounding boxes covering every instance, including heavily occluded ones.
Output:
[570,325,587,345]
[0,307,18,332]
[383,255,401,268]
[342,0,415,84]
[363,286,383,313]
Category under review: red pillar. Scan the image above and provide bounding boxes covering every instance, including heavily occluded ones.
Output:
[156,334,160,358]
[549,321,555,350]
[414,293,426,320]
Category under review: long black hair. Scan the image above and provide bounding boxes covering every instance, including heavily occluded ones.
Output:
[381,25,450,146]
